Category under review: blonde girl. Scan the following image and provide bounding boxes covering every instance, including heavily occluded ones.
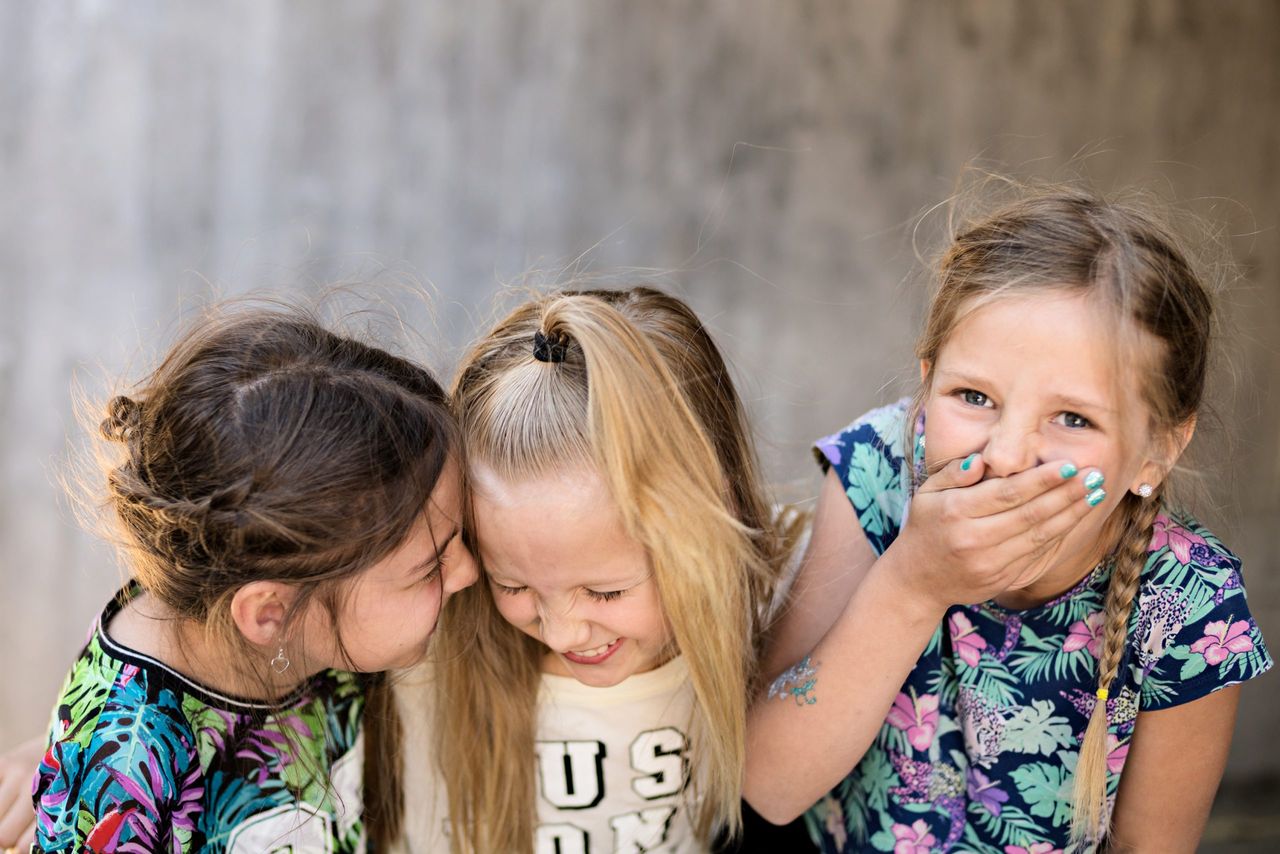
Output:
[746,187,1272,852]
[25,306,478,852]
[395,286,794,853]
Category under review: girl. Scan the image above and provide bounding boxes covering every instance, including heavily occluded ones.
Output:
[394,285,1076,854]
[395,286,800,853]
[28,306,478,852]
[746,188,1272,851]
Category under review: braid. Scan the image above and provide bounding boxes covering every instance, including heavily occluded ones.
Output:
[1071,488,1164,843]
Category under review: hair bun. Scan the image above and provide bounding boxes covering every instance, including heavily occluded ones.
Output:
[100,395,142,443]
[532,330,570,363]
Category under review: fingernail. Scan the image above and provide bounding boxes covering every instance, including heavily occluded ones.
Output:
[1086,488,1107,507]
[1083,470,1105,490]
[1059,462,1078,479]
[961,453,979,471]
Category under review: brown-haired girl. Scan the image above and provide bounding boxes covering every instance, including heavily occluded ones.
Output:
[395,286,797,853]
[28,306,478,852]
[747,187,1272,851]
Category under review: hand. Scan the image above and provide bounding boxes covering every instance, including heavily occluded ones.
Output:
[0,735,43,852]
[888,453,1099,612]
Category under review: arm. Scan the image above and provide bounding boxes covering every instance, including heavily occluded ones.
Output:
[0,734,43,851]
[1106,686,1240,853]
[746,455,1097,823]
[760,470,877,681]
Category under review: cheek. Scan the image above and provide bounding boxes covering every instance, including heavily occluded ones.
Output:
[490,589,535,628]
[923,401,985,464]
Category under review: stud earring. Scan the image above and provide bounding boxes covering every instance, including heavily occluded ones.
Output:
[1137,483,1154,499]
[270,646,291,674]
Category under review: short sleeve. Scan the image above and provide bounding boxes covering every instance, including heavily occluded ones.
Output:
[812,399,913,556]
[32,699,203,852]
[1135,515,1273,712]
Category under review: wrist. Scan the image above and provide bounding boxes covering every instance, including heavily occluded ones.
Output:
[867,543,950,627]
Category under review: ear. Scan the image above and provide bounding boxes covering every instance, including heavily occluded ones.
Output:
[229,582,297,648]
[1131,416,1197,496]
[919,359,931,385]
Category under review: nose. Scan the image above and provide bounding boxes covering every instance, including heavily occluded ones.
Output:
[981,414,1042,477]
[538,604,593,653]
[443,541,480,594]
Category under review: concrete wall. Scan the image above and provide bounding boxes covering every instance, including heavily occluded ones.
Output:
[2,0,1277,792]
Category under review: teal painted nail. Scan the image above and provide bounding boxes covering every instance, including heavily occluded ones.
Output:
[1086,488,1107,507]
[1059,462,1078,479]
[961,453,978,471]
[1083,470,1105,490]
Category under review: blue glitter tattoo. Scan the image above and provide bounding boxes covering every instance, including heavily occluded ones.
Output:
[768,656,819,705]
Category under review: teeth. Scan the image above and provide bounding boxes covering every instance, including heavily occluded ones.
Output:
[572,639,618,658]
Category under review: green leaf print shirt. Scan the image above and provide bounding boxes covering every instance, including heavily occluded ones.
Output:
[804,400,1272,854]
[32,586,370,853]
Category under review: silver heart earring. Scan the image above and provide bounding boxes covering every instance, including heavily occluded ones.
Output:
[270,646,291,674]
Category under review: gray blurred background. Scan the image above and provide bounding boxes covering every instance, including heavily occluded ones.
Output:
[1,1,1277,847]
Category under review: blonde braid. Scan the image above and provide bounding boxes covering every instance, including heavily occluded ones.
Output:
[1071,489,1164,843]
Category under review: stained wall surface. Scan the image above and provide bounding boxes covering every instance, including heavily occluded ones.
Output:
[2,0,1277,796]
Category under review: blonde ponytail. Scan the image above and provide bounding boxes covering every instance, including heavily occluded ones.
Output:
[1071,490,1163,843]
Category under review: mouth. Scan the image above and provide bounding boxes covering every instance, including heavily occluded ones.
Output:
[561,638,623,665]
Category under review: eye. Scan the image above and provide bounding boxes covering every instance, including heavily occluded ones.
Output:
[584,588,624,603]
[1056,411,1092,430]
[417,556,444,585]
[958,389,992,408]
[491,581,527,596]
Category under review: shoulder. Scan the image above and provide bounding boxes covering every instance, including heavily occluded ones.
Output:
[1140,512,1248,615]
[1134,512,1272,711]
[813,398,913,474]
[34,632,201,851]
[812,398,914,551]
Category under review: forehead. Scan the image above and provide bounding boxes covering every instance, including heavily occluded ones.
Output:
[939,291,1156,406]
[468,464,648,586]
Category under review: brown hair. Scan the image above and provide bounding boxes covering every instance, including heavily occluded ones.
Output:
[431,286,793,852]
[96,303,457,848]
[913,186,1213,842]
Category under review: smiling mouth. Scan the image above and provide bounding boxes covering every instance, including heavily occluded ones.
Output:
[562,638,622,664]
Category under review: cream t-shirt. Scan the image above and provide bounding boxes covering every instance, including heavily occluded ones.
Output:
[395,655,700,854]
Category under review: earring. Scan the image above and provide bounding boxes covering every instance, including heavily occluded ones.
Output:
[270,646,291,674]
[1137,483,1154,499]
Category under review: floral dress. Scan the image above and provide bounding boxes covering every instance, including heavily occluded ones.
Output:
[804,400,1272,854]
[31,586,369,853]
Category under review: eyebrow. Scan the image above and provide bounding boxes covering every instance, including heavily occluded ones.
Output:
[413,527,459,574]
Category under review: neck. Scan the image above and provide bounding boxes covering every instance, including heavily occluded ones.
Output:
[109,593,313,701]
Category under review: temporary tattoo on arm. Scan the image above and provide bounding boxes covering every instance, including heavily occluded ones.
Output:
[768,656,819,706]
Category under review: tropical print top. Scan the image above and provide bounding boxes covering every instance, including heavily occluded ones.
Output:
[31,586,369,853]
[803,400,1272,854]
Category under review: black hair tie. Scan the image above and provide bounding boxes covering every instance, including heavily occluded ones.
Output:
[532,330,569,363]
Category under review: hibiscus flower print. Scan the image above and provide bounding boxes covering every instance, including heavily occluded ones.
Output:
[1106,733,1129,775]
[949,611,987,667]
[967,766,1009,816]
[892,819,937,854]
[886,689,940,752]
[1148,513,1207,564]
[1063,611,1104,658]
[1003,844,1062,854]
[1190,619,1255,666]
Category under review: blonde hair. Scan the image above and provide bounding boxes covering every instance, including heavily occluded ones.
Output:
[913,186,1214,843]
[431,286,790,852]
